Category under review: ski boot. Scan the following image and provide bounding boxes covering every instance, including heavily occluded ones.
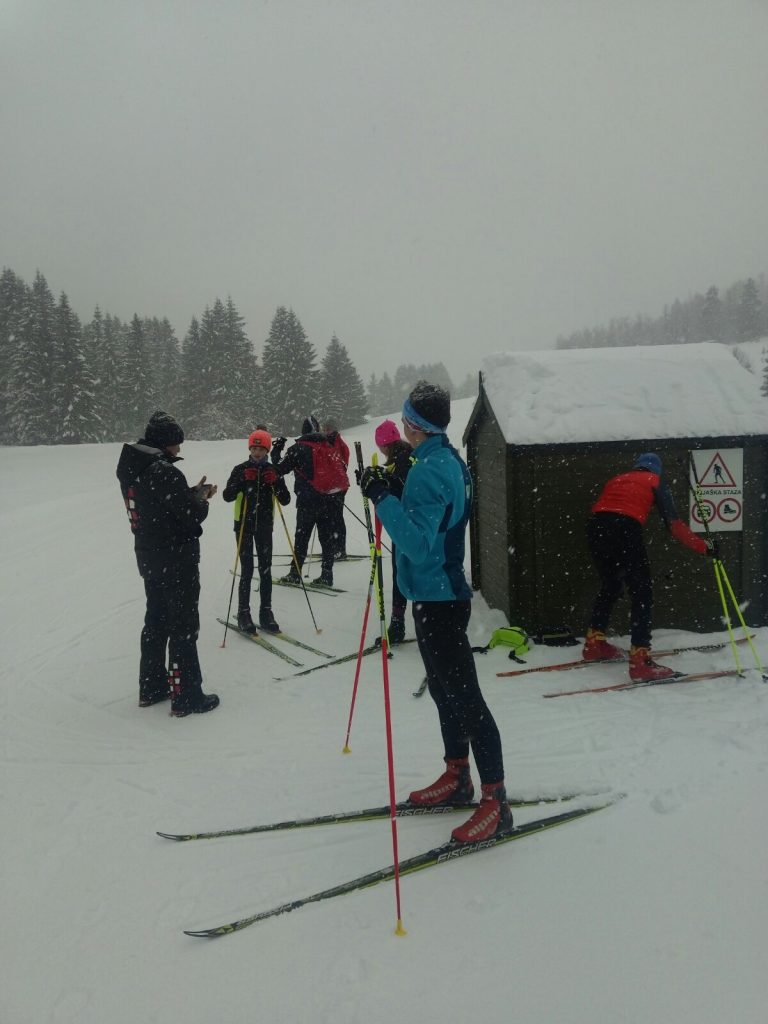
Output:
[387,616,406,644]
[313,571,334,588]
[139,686,169,707]
[582,627,622,662]
[408,757,475,807]
[237,608,257,635]
[280,568,302,585]
[451,783,513,844]
[259,607,280,634]
[628,646,675,682]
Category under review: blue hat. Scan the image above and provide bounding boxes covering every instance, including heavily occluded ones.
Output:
[634,452,662,474]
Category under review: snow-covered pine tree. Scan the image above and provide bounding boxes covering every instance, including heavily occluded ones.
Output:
[261,307,318,434]
[223,296,260,435]
[366,373,379,415]
[83,307,120,439]
[737,278,763,342]
[700,286,724,343]
[317,335,367,429]
[119,314,150,439]
[182,305,225,437]
[53,293,102,443]
[381,372,398,413]
[0,268,29,443]
[142,317,181,413]
[7,271,56,445]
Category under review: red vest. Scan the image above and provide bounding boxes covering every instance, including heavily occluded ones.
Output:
[592,470,659,525]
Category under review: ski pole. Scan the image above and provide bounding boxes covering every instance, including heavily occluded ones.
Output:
[274,497,323,635]
[304,526,317,577]
[342,547,378,754]
[353,441,406,934]
[221,495,249,648]
[374,507,406,936]
[688,455,763,674]
[344,501,392,555]
[344,444,380,751]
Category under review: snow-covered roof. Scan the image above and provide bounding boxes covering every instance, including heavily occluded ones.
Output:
[480,342,768,446]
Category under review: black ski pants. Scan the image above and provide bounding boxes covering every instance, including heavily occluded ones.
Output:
[587,512,653,648]
[238,529,273,611]
[390,544,407,618]
[140,561,202,698]
[293,491,335,576]
[329,492,348,556]
[413,600,504,783]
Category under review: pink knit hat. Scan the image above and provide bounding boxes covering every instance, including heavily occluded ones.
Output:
[374,419,401,447]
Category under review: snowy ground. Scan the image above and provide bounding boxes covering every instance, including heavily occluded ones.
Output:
[2,402,767,1024]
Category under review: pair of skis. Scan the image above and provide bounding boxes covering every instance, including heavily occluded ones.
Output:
[496,635,752,679]
[273,637,418,681]
[273,554,369,565]
[543,667,744,698]
[218,618,332,668]
[159,795,615,937]
[273,577,346,596]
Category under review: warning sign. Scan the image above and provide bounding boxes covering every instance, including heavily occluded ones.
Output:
[689,449,743,532]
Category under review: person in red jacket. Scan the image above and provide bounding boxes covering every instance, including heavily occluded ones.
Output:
[583,452,716,681]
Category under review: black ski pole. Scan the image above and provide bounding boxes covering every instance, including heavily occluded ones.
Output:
[343,499,392,555]
[274,497,323,634]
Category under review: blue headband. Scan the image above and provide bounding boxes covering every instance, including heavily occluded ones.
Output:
[402,398,446,435]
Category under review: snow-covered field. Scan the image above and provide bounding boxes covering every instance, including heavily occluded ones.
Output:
[2,400,767,1024]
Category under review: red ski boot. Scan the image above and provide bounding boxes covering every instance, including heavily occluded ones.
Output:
[451,783,513,844]
[628,646,676,682]
[408,757,475,806]
[582,628,622,662]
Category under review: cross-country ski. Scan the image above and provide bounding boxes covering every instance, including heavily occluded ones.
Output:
[183,803,615,936]
[157,791,593,841]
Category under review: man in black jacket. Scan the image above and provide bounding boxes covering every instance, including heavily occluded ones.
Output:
[272,415,347,588]
[116,411,220,716]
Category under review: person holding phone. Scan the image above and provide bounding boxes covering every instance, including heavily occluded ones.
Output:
[116,410,220,716]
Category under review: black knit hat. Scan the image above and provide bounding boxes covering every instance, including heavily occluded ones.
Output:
[408,380,451,430]
[143,410,185,448]
[302,415,320,435]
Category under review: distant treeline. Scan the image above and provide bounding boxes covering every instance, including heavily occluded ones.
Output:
[557,275,767,351]
[0,266,478,446]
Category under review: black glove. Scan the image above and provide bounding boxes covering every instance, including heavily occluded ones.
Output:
[271,436,287,460]
[358,465,390,505]
[705,536,720,559]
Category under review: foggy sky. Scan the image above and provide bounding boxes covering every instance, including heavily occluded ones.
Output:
[2,0,767,385]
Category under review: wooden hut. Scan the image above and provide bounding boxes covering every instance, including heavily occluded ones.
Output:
[462,343,768,637]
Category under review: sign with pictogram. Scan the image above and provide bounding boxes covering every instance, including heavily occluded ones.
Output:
[689,449,743,532]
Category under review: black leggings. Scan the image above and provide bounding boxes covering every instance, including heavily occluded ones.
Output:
[587,513,652,648]
[413,600,504,783]
[238,530,274,610]
[294,494,336,575]
[390,544,407,617]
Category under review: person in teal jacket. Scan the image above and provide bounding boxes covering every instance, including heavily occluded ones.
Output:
[359,381,511,845]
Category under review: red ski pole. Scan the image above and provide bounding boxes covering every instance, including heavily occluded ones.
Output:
[342,546,377,753]
[374,509,406,936]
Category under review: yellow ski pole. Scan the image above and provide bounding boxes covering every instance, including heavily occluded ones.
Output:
[221,495,249,647]
[716,559,765,675]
